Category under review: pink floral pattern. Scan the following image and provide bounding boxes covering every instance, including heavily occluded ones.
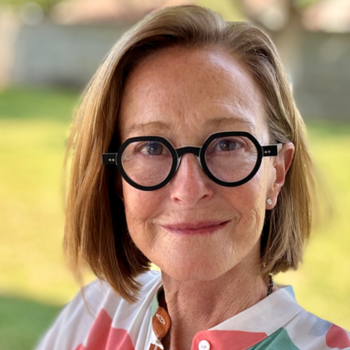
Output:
[326,324,350,349]
[193,330,267,350]
[75,309,134,350]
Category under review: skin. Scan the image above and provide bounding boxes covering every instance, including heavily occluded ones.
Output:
[118,46,294,350]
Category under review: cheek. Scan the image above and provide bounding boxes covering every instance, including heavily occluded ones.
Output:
[230,170,268,234]
[123,181,165,209]
[122,180,165,246]
[236,171,266,208]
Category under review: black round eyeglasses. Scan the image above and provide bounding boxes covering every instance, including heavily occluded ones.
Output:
[102,131,281,191]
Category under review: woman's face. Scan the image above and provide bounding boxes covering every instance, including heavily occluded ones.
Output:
[118,46,276,281]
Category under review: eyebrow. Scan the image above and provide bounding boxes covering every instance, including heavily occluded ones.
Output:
[205,117,255,129]
[123,121,171,135]
[123,116,255,135]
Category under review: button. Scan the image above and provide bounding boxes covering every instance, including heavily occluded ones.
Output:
[155,313,166,324]
[152,306,171,339]
[198,340,210,350]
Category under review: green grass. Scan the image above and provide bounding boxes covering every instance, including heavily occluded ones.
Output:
[0,88,83,350]
[0,88,349,349]
[0,295,62,350]
[0,88,79,122]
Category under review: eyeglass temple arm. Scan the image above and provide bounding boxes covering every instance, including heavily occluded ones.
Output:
[262,143,282,157]
[102,153,118,165]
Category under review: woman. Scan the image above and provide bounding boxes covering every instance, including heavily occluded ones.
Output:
[36,5,350,350]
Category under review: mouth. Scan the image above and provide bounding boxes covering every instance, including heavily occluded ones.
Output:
[161,220,230,235]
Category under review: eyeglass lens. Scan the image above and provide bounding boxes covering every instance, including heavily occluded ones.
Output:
[121,135,258,188]
[121,140,173,187]
[205,136,258,183]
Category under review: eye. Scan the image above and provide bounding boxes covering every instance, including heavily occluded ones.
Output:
[205,136,247,157]
[140,141,164,156]
[216,139,240,151]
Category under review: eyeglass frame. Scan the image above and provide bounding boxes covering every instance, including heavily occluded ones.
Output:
[102,131,282,191]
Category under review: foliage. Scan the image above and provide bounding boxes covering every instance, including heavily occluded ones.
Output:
[0,0,62,12]
[195,0,244,21]
[0,0,321,19]
[295,0,322,10]
[1,0,243,14]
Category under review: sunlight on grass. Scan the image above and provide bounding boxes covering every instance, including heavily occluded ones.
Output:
[0,118,78,304]
[0,88,349,350]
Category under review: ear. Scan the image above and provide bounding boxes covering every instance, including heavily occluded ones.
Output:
[266,142,295,209]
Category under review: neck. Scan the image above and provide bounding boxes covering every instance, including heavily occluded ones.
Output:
[160,264,268,350]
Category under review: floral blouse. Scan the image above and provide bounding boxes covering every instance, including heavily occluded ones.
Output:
[35,270,350,350]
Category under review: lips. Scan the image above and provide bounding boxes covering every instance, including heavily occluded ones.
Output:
[162,220,230,235]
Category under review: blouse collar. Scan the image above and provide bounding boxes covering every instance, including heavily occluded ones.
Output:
[149,285,303,350]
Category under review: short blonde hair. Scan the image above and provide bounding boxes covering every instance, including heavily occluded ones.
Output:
[64,5,314,303]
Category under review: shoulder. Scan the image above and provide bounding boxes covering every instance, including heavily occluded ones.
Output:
[35,270,162,350]
[81,269,162,315]
[283,308,350,349]
[254,286,350,350]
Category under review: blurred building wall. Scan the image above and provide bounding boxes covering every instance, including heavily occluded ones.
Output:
[293,31,350,121]
[6,23,132,88]
[2,22,350,120]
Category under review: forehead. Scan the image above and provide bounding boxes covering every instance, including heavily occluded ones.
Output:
[118,46,268,143]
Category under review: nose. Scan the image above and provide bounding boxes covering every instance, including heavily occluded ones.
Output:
[169,153,213,206]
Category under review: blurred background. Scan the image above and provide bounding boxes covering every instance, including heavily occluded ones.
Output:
[0,0,349,349]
